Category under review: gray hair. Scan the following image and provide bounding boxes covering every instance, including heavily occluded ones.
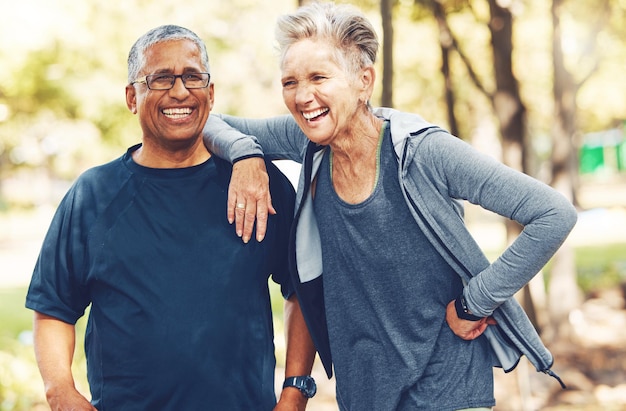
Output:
[275,2,378,76]
[127,25,210,84]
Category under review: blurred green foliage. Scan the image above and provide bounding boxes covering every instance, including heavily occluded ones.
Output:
[1,0,625,208]
[574,244,626,293]
[0,290,32,341]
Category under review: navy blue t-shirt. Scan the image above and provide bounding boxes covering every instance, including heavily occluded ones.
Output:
[26,145,295,410]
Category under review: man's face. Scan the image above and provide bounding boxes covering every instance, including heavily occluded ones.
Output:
[126,39,213,151]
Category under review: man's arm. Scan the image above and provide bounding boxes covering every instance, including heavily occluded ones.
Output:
[33,312,97,411]
[275,295,316,411]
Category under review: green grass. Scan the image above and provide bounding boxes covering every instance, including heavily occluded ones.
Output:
[0,289,46,410]
[0,288,32,341]
[571,243,626,293]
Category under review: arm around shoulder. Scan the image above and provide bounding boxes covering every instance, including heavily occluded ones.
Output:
[205,114,308,163]
[203,114,264,163]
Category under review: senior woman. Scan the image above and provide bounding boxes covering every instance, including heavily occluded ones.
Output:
[206,3,577,410]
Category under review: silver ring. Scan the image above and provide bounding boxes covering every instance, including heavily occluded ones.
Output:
[236,203,246,209]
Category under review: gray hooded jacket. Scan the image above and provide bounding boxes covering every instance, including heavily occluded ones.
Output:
[204,108,577,386]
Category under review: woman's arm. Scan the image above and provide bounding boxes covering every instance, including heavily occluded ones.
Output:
[428,133,577,316]
[203,114,308,242]
[203,114,308,163]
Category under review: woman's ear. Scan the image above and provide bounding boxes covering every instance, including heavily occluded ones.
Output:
[359,66,376,103]
[362,66,375,88]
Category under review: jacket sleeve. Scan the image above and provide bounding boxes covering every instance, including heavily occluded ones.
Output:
[203,114,264,163]
[204,108,422,163]
[203,114,308,163]
[422,132,577,316]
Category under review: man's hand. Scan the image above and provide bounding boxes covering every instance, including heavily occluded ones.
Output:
[46,386,97,411]
[228,157,276,243]
[445,300,497,340]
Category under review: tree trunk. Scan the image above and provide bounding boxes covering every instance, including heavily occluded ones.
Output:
[548,0,583,342]
[486,0,545,329]
[431,0,459,137]
[487,0,527,174]
[381,0,394,107]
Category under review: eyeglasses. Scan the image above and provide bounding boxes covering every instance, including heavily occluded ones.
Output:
[132,73,211,90]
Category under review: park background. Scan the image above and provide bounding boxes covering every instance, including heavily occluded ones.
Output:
[0,0,625,409]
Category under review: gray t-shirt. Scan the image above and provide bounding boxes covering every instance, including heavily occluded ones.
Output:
[313,122,495,411]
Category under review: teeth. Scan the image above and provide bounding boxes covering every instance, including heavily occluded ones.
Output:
[163,108,192,118]
[302,108,328,120]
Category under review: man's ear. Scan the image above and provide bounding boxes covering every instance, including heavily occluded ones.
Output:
[125,84,137,114]
[208,82,215,111]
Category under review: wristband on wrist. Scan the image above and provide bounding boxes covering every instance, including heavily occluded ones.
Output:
[454,294,483,321]
[233,153,264,163]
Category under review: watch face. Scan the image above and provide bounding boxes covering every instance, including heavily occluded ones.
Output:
[285,376,317,398]
[303,377,317,397]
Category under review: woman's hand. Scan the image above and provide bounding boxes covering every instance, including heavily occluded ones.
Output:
[228,158,276,243]
[445,300,497,340]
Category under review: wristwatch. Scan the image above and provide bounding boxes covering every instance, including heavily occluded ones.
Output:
[455,294,483,321]
[283,375,317,398]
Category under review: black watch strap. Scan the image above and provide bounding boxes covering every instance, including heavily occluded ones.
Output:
[455,294,483,321]
[283,375,317,398]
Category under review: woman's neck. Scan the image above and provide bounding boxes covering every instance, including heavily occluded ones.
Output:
[328,114,385,204]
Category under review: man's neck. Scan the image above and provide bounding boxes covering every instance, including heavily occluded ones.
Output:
[132,140,212,168]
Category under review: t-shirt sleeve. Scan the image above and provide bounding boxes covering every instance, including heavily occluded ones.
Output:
[25,180,93,324]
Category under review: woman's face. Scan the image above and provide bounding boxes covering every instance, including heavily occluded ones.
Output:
[280,39,370,146]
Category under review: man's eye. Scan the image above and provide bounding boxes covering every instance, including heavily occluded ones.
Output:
[152,75,174,83]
